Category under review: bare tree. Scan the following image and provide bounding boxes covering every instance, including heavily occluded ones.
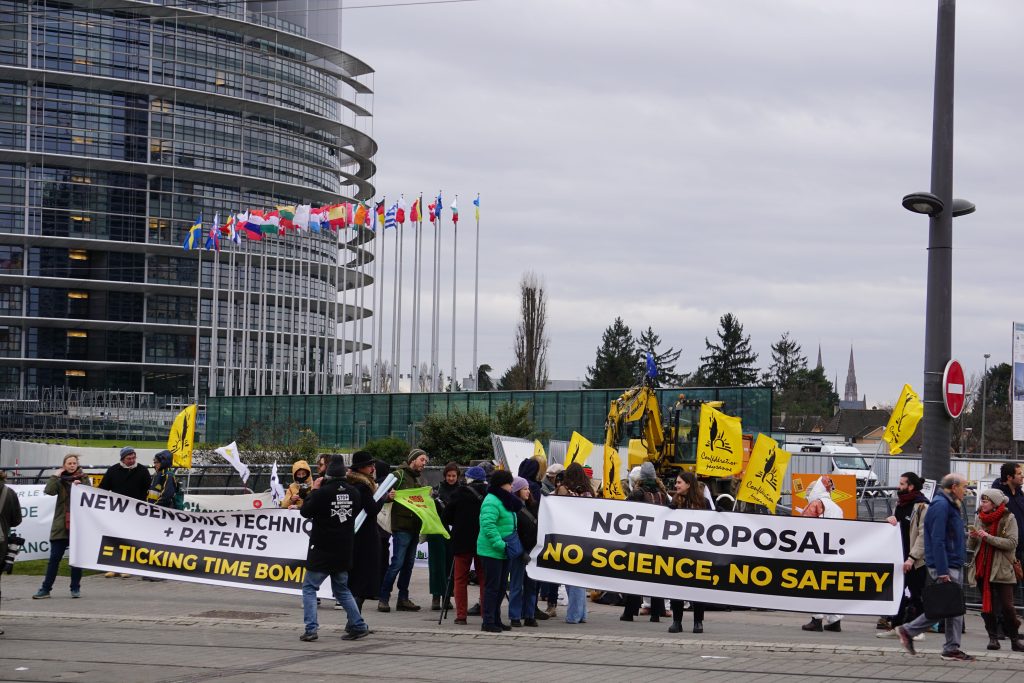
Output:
[512,272,549,390]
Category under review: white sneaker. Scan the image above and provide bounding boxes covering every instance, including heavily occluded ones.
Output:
[913,633,925,641]
[876,629,899,639]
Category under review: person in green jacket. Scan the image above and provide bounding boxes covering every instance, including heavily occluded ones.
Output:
[477,469,522,633]
[33,454,90,599]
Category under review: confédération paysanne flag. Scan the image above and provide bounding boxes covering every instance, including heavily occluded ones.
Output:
[695,404,743,477]
[737,434,791,513]
[602,444,625,501]
[564,431,594,468]
[393,486,449,538]
[167,404,197,468]
[882,384,923,455]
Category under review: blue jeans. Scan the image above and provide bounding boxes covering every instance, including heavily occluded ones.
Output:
[481,556,509,627]
[508,559,537,621]
[565,585,587,623]
[379,530,417,602]
[41,538,81,593]
[302,569,367,635]
[900,567,963,653]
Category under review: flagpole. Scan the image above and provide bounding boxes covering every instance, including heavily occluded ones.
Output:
[257,236,268,396]
[395,215,404,392]
[241,238,252,395]
[369,223,379,392]
[410,197,421,390]
[390,219,399,392]
[208,242,220,398]
[337,221,346,393]
[224,242,234,396]
[376,204,386,392]
[430,203,440,391]
[450,194,458,391]
[193,245,203,405]
[357,223,367,393]
[472,194,480,391]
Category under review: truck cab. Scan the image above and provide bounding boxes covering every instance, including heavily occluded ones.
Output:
[797,443,880,494]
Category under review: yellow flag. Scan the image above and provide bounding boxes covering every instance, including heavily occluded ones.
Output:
[533,440,546,459]
[882,384,923,455]
[602,445,625,500]
[168,404,197,468]
[564,431,593,468]
[695,404,743,477]
[737,434,791,513]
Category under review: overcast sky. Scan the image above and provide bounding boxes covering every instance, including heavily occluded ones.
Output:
[338,0,1023,406]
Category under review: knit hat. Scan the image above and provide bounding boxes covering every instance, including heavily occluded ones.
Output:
[480,461,496,476]
[518,458,540,481]
[545,463,564,477]
[119,446,136,461]
[628,466,642,486]
[465,466,487,482]
[639,461,656,481]
[980,488,1007,506]
[511,476,530,494]
[326,453,347,478]
[407,448,428,464]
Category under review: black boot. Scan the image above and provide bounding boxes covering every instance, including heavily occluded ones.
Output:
[692,620,704,634]
[1010,635,1024,652]
[802,617,823,632]
[667,621,682,633]
[982,613,1000,649]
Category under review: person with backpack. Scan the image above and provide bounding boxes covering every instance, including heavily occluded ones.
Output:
[0,470,24,634]
[147,450,180,509]
[33,454,89,599]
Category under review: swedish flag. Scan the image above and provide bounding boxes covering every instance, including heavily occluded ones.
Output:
[182,214,203,250]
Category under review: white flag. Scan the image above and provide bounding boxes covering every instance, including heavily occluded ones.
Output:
[214,441,250,483]
[269,461,285,504]
[294,204,311,231]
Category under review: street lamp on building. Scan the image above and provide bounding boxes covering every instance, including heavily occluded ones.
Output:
[981,353,990,454]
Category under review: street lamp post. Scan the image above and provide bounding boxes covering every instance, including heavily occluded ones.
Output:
[901,0,974,482]
[981,352,990,454]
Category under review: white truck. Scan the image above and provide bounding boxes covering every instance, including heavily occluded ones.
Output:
[794,443,881,495]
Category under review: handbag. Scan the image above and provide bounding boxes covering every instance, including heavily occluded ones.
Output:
[922,578,966,620]
[1013,559,1023,581]
[503,532,523,562]
[377,502,393,534]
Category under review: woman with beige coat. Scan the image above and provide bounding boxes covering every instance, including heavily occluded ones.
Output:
[968,488,1023,651]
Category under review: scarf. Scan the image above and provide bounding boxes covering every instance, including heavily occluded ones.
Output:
[59,468,87,487]
[897,490,927,508]
[975,503,1007,612]
[488,484,524,513]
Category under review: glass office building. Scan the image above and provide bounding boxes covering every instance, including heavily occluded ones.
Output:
[0,0,377,399]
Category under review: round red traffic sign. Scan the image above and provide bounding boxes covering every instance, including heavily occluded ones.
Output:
[943,359,965,418]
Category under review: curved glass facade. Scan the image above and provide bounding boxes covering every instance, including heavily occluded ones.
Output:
[0,0,377,399]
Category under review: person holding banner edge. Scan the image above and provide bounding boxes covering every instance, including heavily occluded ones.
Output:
[896,473,975,662]
[33,454,89,600]
[555,463,594,624]
[98,446,151,578]
[298,454,369,642]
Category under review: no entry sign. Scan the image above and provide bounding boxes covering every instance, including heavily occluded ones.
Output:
[943,359,965,419]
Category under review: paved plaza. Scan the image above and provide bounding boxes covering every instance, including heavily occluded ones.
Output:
[1,570,1022,682]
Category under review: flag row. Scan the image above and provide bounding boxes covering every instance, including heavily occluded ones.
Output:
[182,193,481,252]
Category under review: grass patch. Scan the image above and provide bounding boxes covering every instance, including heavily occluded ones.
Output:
[12,558,101,578]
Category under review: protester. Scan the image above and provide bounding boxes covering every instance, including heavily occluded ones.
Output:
[897,473,975,662]
[378,448,429,612]
[622,461,671,623]
[33,454,89,599]
[542,463,563,496]
[992,463,1023,581]
[442,465,489,624]
[667,471,711,634]
[477,469,521,632]
[968,488,1023,651]
[0,470,24,634]
[878,472,929,639]
[428,462,459,611]
[297,454,369,642]
[146,450,179,509]
[517,458,543,501]
[508,476,540,627]
[281,460,314,509]
[799,475,843,633]
[555,462,594,624]
[345,451,392,611]
[98,446,151,578]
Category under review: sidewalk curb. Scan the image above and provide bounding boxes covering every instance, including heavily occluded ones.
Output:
[6,611,1024,662]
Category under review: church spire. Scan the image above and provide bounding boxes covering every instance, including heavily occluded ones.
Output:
[844,346,858,402]
[816,343,823,370]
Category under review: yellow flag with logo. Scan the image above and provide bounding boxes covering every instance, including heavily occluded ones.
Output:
[737,434,791,513]
[533,440,546,459]
[695,404,743,477]
[168,404,197,468]
[602,445,625,500]
[564,431,593,468]
[882,384,923,455]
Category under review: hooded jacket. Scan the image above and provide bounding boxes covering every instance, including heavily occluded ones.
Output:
[517,458,543,500]
[281,460,313,509]
[300,474,363,573]
[147,450,178,508]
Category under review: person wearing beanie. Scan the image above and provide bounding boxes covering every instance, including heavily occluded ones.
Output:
[281,460,314,510]
[427,462,460,611]
[442,464,490,623]
[98,446,151,577]
[508,476,542,627]
[297,454,369,642]
[477,469,522,632]
[378,448,429,613]
[968,488,1023,651]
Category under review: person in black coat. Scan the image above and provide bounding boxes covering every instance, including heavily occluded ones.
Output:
[441,465,489,624]
[345,450,392,610]
[99,446,151,501]
[297,454,369,642]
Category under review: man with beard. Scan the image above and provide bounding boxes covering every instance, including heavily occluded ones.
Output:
[99,446,151,578]
[878,472,929,640]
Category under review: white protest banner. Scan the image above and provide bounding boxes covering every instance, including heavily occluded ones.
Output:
[183,492,275,513]
[528,496,903,615]
[10,485,54,561]
[68,487,332,596]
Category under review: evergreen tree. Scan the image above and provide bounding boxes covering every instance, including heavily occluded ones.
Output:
[476,363,494,391]
[695,313,759,386]
[584,317,640,389]
[497,363,528,390]
[776,367,837,417]
[762,332,807,391]
[635,326,684,387]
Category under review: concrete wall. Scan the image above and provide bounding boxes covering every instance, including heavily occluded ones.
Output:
[0,439,164,470]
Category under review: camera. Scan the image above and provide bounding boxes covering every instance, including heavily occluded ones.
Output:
[3,531,24,574]
[297,482,311,500]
